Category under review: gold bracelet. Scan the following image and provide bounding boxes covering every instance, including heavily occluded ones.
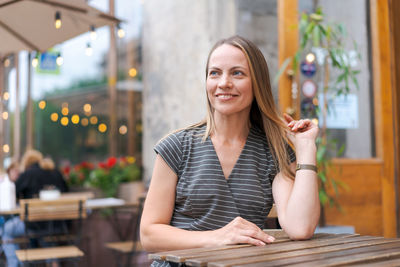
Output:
[296,163,318,173]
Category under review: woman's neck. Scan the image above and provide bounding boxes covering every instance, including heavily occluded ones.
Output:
[212,113,250,143]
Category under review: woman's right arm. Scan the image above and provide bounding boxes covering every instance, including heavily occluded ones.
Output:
[140,155,274,252]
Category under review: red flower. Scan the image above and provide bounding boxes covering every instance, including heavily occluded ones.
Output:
[63,166,70,176]
[99,162,107,169]
[107,157,117,168]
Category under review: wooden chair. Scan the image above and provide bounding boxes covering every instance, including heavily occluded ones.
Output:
[15,198,87,266]
[105,196,145,267]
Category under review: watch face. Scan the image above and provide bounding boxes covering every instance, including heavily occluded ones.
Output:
[301,80,317,98]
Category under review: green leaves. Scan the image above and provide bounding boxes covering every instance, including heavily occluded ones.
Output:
[274,8,362,213]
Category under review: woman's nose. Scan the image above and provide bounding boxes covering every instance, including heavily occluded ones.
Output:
[218,74,232,88]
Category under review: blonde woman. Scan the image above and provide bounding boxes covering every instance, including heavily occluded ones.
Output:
[141,36,320,267]
[16,150,68,199]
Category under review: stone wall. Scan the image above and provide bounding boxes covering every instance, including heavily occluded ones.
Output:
[141,0,237,181]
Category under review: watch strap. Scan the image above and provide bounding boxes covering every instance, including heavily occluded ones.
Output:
[296,163,318,172]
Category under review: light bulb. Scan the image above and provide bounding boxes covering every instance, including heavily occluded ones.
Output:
[55,11,61,29]
[90,25,97,40]
[117,24,125,38]
[32,56,39,68]
[305,53,316,63]
[56,53,63,66]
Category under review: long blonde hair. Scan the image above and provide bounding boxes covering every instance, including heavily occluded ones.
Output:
[20,150,55,171]
[199,35,295,179]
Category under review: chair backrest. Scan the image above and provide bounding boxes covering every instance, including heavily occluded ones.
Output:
[19,198,87,222]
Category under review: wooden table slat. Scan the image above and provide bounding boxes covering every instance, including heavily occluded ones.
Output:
[349,257,400,267]
[288,245,400,267]
[150,232,357,262]
[202,236,390,267]
[231,239,400,267]
[175,235,375,266]
[188,237,387,266]
[148,233,400,266]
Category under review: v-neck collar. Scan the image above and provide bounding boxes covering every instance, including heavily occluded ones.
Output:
[208,127,254,181]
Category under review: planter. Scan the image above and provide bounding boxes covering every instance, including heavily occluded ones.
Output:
[117,181,145,204]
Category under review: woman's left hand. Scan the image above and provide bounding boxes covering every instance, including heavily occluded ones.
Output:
[283,113,319,144]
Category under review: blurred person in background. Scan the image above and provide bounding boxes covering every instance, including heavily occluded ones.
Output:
[2,150,68,267]
[6,161,20,183]
[16,150,68,199]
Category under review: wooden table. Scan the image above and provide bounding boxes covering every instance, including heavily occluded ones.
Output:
[149,231,400,266]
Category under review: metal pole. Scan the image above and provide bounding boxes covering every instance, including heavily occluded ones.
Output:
[0,55,4,169]
[26,52,33,149]
[127,41,136,157]
[108,0,117,157]
[14,53,20,161]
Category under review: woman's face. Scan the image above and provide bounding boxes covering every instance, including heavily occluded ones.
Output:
[206,44,253,118]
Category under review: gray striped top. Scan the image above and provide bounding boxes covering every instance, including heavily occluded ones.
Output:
[151,124,295,267]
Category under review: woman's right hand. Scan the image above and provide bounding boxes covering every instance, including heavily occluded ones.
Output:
[210,217,275,246]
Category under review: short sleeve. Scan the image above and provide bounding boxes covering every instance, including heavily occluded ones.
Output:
[154,132,183,175]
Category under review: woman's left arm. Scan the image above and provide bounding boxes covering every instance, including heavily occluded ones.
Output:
[272,114,320,240]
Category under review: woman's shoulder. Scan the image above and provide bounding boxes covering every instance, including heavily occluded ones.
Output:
[158,124,205,145]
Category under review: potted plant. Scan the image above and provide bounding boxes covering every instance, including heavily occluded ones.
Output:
[277,8,360,226]
[88,156,143,202]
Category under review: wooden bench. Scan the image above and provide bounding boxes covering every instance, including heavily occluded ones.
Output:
[15,198,86,265]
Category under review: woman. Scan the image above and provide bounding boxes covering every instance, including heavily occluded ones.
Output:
[140,36,320,266]
[16,150,68,199]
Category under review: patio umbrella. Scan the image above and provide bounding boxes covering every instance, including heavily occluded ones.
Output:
[0,0,121,54]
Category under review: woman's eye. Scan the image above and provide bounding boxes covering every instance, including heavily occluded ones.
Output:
[233,70,243,76]
[209,70,218,76]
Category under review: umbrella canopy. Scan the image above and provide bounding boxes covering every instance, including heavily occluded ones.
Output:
[0,0,120,54]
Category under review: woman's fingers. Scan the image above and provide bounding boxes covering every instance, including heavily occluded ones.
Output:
[225,217,275,246]
[283,113,294,124]
[289,119,312,132]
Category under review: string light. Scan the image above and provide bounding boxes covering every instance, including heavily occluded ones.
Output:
[85,43,92,56]
[83,103,92,113]
[71,114,80,124]
[2,111,8,120]
[3,144,9,153]
[55,11,62,29]
[90,116,98,125]
[32,53,39,68]
[128,68,137,78]
[60,117,69,126]
[98,123,107,133]
[117,24,125,38]
[90,25,97,40]
[81,118,89,126]
[61,107,69,116]
[38,100,46,109]
[119,125,127,135]
[3,92,9,101]
[50,113,58,122]
[56,52,63,66]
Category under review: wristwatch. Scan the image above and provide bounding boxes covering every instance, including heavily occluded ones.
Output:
[296,163,318,173]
